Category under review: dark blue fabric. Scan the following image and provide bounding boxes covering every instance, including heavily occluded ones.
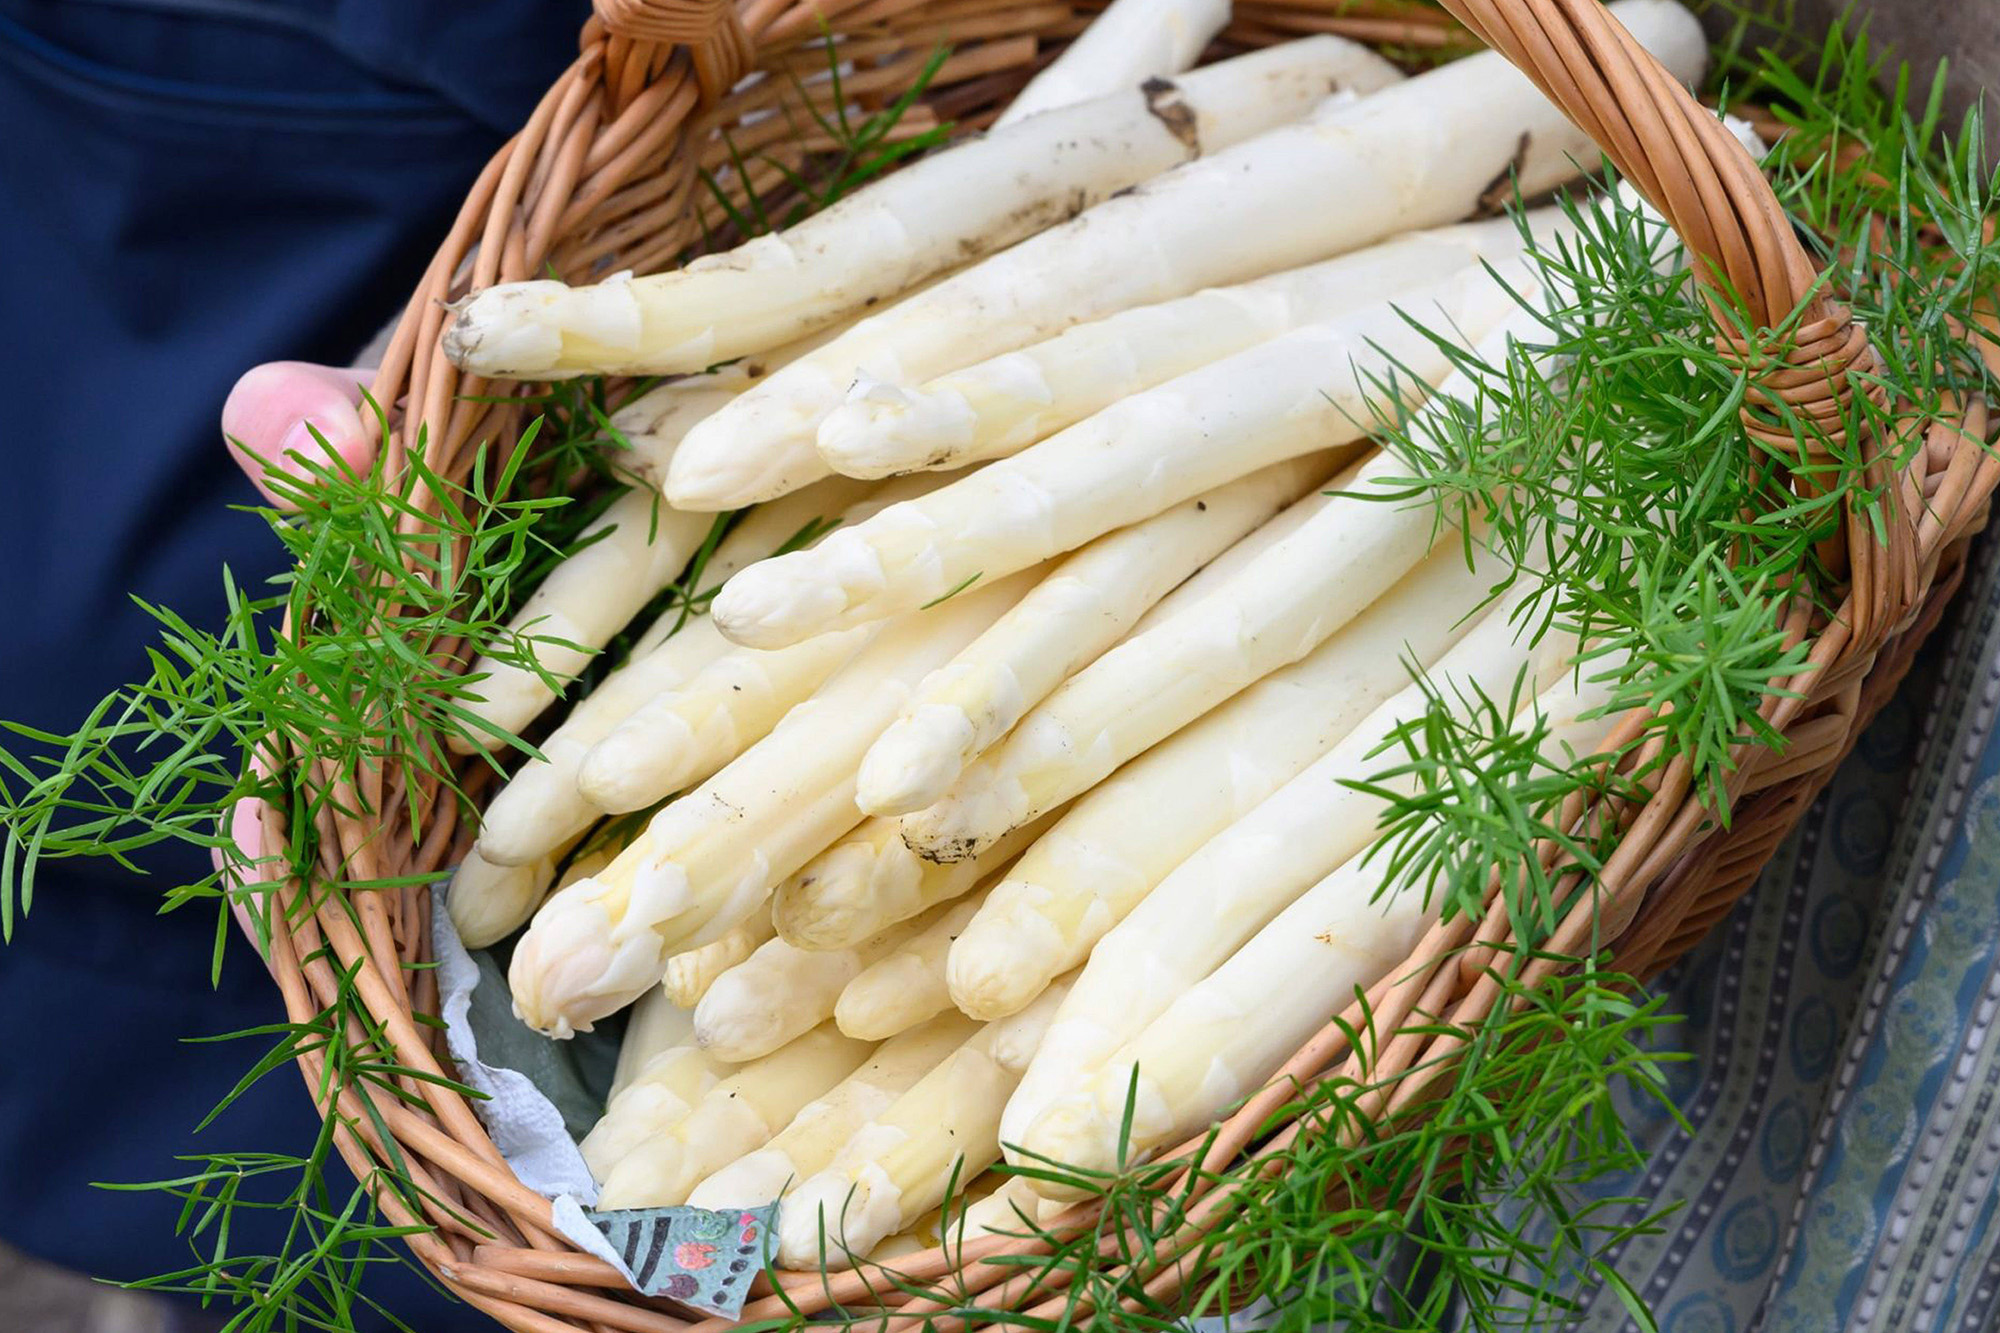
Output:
[0,1,583,1326]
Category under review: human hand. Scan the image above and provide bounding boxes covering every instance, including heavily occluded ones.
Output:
[213,357,385,954]
[211,755,280,970]
[220,360,380,507]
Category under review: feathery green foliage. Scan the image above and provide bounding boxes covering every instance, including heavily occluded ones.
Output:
[1365,21,1998,824]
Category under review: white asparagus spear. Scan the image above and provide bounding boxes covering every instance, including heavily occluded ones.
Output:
[694,904,951,1061]
[1023,668,1624,1184]
[661,911,778,1008]
[898,265,1580,864]
[445,40,1399,384]
[1127,478,1338,636]
[854,456,1332,816]
[509,570,1042,1037]
[994,0,1229,127]
[997,599,1542,1150]
[866,1225,935,1264]
[612,267,977,488]
[596,1023,874,1209]
[574,468,972,815]
[991,217,1657,1146]
[610,986,696,1100]
[709,257,1523,650]
[945,540,1497,1023]
[447,846,563,950]
[685,1014,979,1210]
[1027,852,1421,1189]
[624,572,718,658]
[869,1178,1008,1262]
[581,1041,736,1183]
[870,1175,1049,1261]
[451,490,717,748]
[446,839,611,950]
[474,618,729,865]
[817,215,1547,479]
[773,811,1051,951]
[895,485,1470,859]
[773,984,1069,1268]
[556,844,617,892]
[474,477,879,866]
[668,0,1704,510]
[835,893,988,1041]
[612,379,740,490]
[955,1177,1048,1241]
[576,623,876,813]
[611,297,890,486]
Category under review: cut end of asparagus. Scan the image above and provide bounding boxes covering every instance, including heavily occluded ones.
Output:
[444,276,648,380]
[816,379,976,479]
[856,705,979,817]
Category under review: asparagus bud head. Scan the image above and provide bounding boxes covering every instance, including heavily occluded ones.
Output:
[856,698,986,816]
[947,889,1094,1020]
[712,524,899,648]
[509,856,706,1037]
[818,378,978,478]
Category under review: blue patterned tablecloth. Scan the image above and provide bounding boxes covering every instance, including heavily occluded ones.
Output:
[1530,526,2000,1333]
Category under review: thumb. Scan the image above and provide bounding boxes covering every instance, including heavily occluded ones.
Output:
[222,361,379,507]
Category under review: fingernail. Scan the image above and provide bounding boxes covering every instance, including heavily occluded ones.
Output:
[276,417,332,471]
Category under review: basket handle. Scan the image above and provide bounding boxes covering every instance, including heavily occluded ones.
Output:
[592,0,755,102]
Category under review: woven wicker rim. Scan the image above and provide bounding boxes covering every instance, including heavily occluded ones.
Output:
[250,2,2000,1329]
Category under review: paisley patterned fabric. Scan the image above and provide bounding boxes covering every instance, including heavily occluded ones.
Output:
[574,1202,775,1316]
[1551,527,2000,1333]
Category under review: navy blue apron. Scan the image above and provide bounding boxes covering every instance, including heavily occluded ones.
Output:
[0,2,587,1325]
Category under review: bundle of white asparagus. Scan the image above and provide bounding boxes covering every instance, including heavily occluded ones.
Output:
[431,0,1709,1266]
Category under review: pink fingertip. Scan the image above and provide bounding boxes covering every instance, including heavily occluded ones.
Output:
[229,796,267,864]
[222,361,377,507]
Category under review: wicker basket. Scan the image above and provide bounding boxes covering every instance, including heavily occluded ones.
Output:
[253,0,2000,1328]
